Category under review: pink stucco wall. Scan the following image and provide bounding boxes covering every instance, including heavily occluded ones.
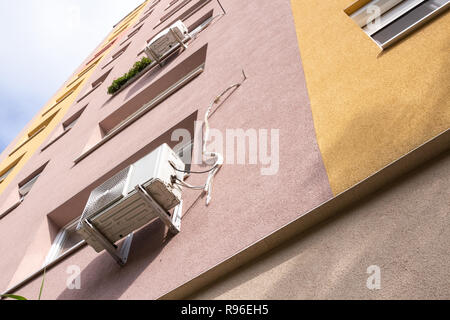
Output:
[0,0,333,299]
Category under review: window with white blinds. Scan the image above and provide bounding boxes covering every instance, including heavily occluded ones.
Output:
[43,219,84,266]
[347,0,450,48]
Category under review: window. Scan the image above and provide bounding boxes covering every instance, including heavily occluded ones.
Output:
[166,0,180,11]
[108,23,130,42]
[346,0,450,49]
[0,166,14,184]
[32,111,59,136]
[28,118,50,139]
[43,219,84,266]
[58,83,80,103]
[43,82,82,117]
[41,106,87,152]
[85,40,116,66]
[9,111,60,157]
[120,24,144,46]
[187,9,217,41]
[134,9,154,26]
[0,155,24,186]
[74,44,208,164]
[91,68,112,89]
[63,111,82,131]
[145,0,161,14]
[56,81,81,103]
[17,163,47,200]
[0,156,26,219]
[64,58,102,90]
[18,171,42,199]
[120,12,140,26]
[77,58,102,80]
[102,43,130,70]
[137,10,214,56]
[101,44,207,135]
[155,0,213,31]
[159,0,193,24]
[112,43,129,60]
[77,68,113,103]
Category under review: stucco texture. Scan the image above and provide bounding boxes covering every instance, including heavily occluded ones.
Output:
[191,151,450,300]
[290,0,450,195]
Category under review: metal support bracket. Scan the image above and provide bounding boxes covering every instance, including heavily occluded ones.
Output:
[80,185,183,266]
[135,184,181,235]
[82,219,134,267]
[145,46,163,67]
[170,27,188,50]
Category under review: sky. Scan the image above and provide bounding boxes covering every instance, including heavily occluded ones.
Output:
[0,0,144,154]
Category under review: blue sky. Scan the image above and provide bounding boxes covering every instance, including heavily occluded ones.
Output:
[0,0,143,154]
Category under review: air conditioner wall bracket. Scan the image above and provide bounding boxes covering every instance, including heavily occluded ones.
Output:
[80,182,182,266]
[82,219,134,267]
[135,184,182,235]
[169,27,188,50]
[145,46,163,67]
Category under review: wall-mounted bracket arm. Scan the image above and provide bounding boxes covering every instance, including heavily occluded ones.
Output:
[82,219,134,267]
[135,184,181,235]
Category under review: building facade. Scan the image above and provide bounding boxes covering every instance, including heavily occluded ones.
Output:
[0,0,449,300]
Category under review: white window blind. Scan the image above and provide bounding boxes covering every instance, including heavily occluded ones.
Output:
[348,0,450,48]
[44,219,84,266]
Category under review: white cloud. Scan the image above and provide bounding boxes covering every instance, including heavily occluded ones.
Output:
[0,0,144,152]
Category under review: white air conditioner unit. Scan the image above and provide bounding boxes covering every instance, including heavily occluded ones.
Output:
[76,144,185,265]
[145,20,189,63]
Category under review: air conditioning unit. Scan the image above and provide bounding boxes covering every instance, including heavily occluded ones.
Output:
[145,20,189,63]
[76,144,185,263]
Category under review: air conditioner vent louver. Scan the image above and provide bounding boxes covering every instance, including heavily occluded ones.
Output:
[81,167,131,221]
[76,144,185,255]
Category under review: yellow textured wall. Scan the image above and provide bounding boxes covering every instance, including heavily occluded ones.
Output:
[0,1,148,196]
[290,0,450,195]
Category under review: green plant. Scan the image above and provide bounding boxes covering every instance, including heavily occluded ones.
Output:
[1,294,27,300]
[107,57,152,95]
[1,268,46,301]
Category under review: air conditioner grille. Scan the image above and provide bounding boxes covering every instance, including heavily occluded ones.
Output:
[80,167,132,222]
